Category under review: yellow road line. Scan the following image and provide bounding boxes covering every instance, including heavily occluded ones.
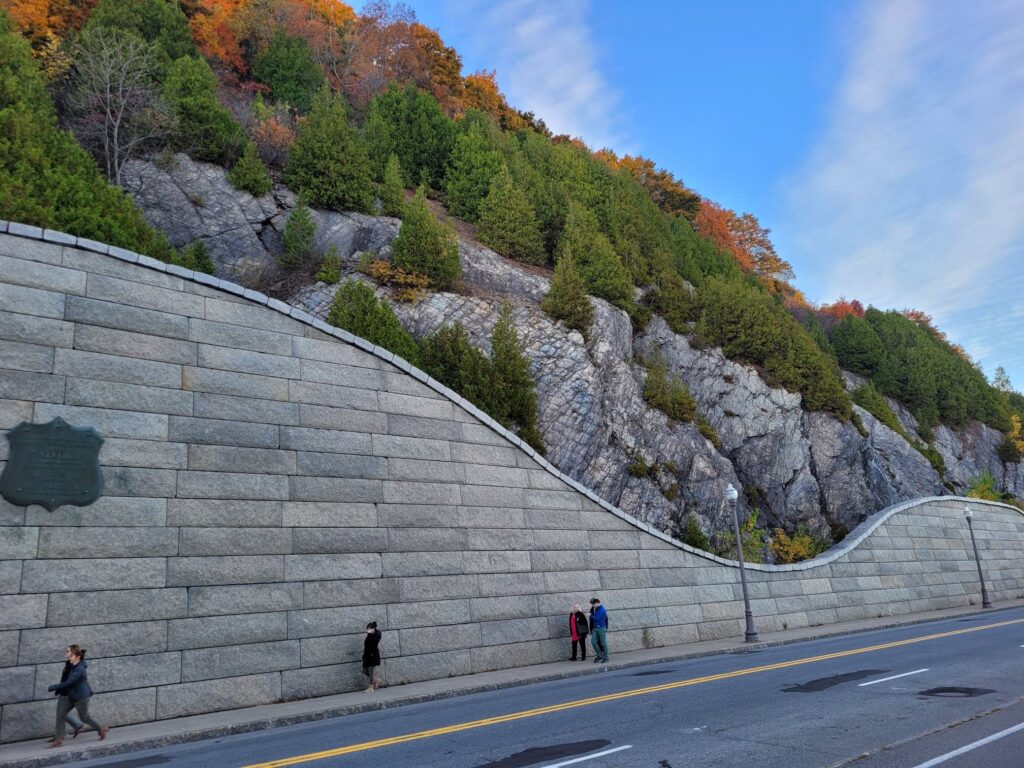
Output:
[243,616,1024,768]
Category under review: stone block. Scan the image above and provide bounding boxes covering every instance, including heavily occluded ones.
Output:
[297,404,386,433]
[530,550,587,572]
[398,575,480,601]
[386,414,462,441]
[292,336,379,369]
[2,233,62,262]
[280,426,372,454]
[188,583,303,617]
[532,529,590,550]
[387,599,470,630]
[177,471,289,500]
[25,497,167,528]
[167,613,288,651]
[171,416,281,449]
[385,528,468,553]
[0,369,64,403]
[378,392,453,421]
[190,319,293,356]
[541,570,601,594]
[205,296,302,335]
[525,490,581,510]
[388,458,464,483]
[18,621,167,665]
[0,630,17,667]
[463,551,532,574]
[21,557,167,594]
[288,605,387,639]
[156,672,281,719]
[37,527,177,559]
[102,466,178,497]
[457,507,527,529]
[181,640,299,682]
[0,339,52,373]
[1,687,156,743]
[449,443,516,467]
[288,380,377,411]
[292,528,387,554]
[0,399,32,429]
[35,653,180,698]
[289,477,382,503]
[187,445,296,475]
[179,528,292,557]
[195,393,300,426]
[469,642,543,674]
[198,344,300,379]
[183,366,290,401]
[459,424,510,447]
[398,624,481,657]
[0,666,35,704]
[0,499,23,526]
[100,438,188,469]
[54,348,181,388]
[299,634,366,667]
[295,451,387,479]
[282,502,376,528]
[377,504,459,528]
[281,663,363,700]
[382,551,465,577]
[462,465,529,488]
[471,595,539,622]
[0,595,46,630]
[66,295,189,340]
[168,555,285,586]
[466,528,534,551]
[167,500,281,528]
[0,526,38,559]
[284,553,382,581]
[47,588,186,626]
[66,378,193,416]
[588,549,641,570]
[0,561,21,594]
[74,325,197,364]
[478,572,547,598]
[461,485,526,508]
[527,470,569,491]
[0,282,65,320]
[383,481,461,506]
[303,578,400,610]
[0,253,84,295]
[86,274,204,317]
[35,404,168,440]
[299,359,384,390]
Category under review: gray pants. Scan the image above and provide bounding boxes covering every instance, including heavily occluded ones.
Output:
[55,696,101,738]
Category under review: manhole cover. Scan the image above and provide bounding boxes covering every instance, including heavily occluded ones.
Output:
[918,687,995,698]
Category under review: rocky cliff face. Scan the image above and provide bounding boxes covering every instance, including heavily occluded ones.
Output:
[123,156,1021,544]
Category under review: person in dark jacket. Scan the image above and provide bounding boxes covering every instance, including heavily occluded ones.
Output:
[56,648,85,738]
[47,645,108,747]
[589,597,609,663]
[569,604,589,660]
[362,622,382,692]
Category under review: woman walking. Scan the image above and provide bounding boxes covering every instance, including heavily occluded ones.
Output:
[47,645,108,748]
[569,604,589,660]
[362,622,382,692]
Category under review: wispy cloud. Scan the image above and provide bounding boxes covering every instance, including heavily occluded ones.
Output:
[784,0,1024,382]
[438,0,628,150]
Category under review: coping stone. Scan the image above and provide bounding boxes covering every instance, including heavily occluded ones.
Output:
[8,222,43,239]
[42,230,77,246]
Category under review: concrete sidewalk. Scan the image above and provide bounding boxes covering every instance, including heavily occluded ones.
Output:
[4,600,1021,768]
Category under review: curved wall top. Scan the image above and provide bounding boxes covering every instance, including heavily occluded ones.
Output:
[2,220,1023,742]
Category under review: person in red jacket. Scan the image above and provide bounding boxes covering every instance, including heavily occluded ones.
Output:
[569,604,589,660]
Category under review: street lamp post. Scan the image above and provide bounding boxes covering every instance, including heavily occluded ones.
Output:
[963,507,992,609]
[727,483,759,643]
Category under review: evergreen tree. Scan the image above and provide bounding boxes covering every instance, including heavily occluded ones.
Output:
[227,140,272,196]
[832,315,886,376]
[542,254,593,340]
[83,0,194,73]
[327,279,420,365]
[420,323,494,413]
[443,121,503,221]
[285,87,373,213]
[281,197,315,268]
[252,30,324,112]
[391,186,460,290]
[490,305,545,453]
[315,245,340,284]
[363,84,454,187]
[380,153,405,217]
[163,55,243,164]
[556,201,633,309]
[180,240,214,274]
[477,166,547,265]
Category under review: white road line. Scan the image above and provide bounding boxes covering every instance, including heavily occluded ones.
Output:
[859,668,930,687]
[540,745,633,768]
[911,721,1024,767]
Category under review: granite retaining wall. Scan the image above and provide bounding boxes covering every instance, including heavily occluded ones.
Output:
[1,224,1023,743]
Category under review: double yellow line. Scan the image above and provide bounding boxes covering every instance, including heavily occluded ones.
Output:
[244,616,1024,767]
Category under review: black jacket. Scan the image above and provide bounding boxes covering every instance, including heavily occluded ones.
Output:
[362,629,382,667]
[48,660,93,702]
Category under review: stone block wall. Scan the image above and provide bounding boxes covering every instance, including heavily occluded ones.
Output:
[2,224,1023,742]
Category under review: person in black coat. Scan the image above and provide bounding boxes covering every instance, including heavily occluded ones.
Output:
[362,622,382,692]
[47,645,108,747]
[56,651,85,738]
[569,604,589,660]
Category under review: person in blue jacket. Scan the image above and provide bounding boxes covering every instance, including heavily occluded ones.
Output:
[47,645,108,747]
[589,597,609,663]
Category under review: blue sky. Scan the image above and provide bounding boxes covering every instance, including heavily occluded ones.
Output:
[410,0,1024,393]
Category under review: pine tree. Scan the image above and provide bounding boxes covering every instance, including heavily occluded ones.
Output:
[180,240,214,274]
[542,254,593,340]
[420,323,494,413]
[391,186,460,290]
[285,87,373,213]
[281,197,315,268]
[557,201,633,309]
[228,141,272,197]
[380,153,405,217]
[327,279,420,365]
[315,245,340,284]
[832,315,886,376]
[163,55,243,165]
[443,122,503,221]
[490,305,545,453]
[477,166,547,265]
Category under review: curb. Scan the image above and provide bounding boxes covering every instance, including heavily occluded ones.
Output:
[5,601,1017,768]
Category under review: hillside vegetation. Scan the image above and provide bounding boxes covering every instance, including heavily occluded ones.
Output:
[2,0,1021,461]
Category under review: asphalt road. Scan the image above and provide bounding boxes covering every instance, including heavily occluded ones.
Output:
[75,607,1024,768]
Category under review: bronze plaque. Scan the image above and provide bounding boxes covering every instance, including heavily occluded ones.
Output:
[0,418,104,510]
